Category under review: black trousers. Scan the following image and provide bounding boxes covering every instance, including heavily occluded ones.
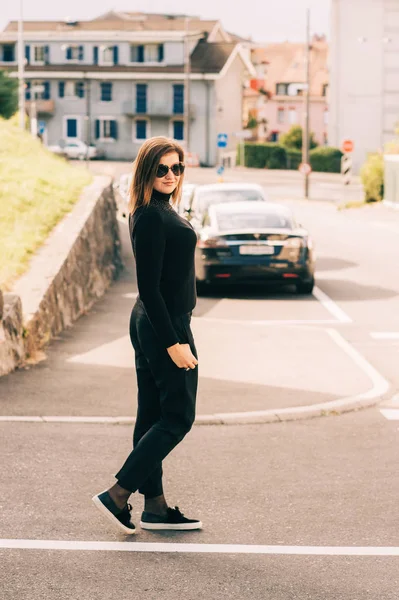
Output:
[115,299,198,498]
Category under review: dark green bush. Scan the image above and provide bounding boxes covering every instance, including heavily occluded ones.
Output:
[309,147,343,173]
[238,143,344,173]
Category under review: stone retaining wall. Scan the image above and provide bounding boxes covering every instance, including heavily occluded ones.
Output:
[0,176,123,377]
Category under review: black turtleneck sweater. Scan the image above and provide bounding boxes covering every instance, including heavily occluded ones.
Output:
[129,189,198,348]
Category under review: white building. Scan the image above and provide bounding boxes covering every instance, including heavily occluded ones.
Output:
[329,0,399,172]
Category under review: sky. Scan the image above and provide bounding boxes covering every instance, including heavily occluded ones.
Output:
[0,0,331,43]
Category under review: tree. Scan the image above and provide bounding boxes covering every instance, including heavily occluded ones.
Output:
[0,70,18,119]
[280,125,318,151]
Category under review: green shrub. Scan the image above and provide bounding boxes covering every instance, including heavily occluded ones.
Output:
[280,125,318,151]
[360,153,384,203]
[285,149,302,170]
[309,147,343,173]
[240,142,287,169]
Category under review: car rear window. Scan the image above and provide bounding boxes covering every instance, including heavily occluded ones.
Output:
[196,190,263,213]
[216,212,293,231]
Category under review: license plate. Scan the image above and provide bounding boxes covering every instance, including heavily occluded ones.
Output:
[239,245,274,255]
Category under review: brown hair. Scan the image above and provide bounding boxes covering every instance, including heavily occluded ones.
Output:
[128,136,185,214]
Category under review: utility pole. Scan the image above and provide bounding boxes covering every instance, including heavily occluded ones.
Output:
[183,16,191,153]
[17,0,25,130]
[302,7,311,199]
[84,75,91,166]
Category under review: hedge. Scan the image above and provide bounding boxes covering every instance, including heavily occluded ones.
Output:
[360,153,384,202]
[238,143,343,173]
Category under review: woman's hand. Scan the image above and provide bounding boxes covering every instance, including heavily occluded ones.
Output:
[167,343,198,370]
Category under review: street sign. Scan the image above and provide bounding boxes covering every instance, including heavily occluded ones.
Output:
[38,121,46,135]
[342,139,354,153]
[299,163,312,176]
[217,165,225,175]
[217,133,228,148]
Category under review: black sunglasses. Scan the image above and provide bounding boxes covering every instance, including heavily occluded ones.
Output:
[156,162,185,178]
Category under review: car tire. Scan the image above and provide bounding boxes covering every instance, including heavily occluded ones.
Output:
[296,276,315,295]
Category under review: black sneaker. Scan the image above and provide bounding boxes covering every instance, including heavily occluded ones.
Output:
[140,506,202,531]
[92,490,136,534]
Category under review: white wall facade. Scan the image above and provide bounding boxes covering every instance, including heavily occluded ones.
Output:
[329,0,399,172]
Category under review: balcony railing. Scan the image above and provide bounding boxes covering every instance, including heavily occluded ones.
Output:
[25,100,55,115]
[122,101,196,119]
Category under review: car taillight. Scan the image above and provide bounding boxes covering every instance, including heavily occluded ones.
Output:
[197,237,228,248]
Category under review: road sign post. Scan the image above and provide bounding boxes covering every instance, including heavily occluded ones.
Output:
[217,133,228,179]
[341,140,354,186]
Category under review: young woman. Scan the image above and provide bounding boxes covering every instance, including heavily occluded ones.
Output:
[92,137,201,533]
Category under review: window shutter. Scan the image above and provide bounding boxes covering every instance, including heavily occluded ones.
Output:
[158,44,164,62]
[138,45,144,63]
[110,120,118,140]
[43,81,50,100]
[93,46,98,65]
[79,45,84,60]
[58,82,65,98]
[44,45,50,64]
[25,44,30,63]
[95,119,100,140]
[66,47,72,60]
[113,46,119,65]
[25,81,31,100]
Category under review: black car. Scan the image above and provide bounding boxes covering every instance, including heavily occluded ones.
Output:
[194,201,315,294]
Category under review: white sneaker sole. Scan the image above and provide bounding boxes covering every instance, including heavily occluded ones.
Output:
[140,520,202,531]
[92,491,136,535]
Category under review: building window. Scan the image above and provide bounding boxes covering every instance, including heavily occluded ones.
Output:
[277,108,285,124]
[145,44,159,62]
[101,46,114,65]
[136,84,147,113]
[65,45,84,61]
[25,81,31,100]
[130,44,164,63]
[66,118,78,138]
[95,118,118,141]
[135,119,148,140]
[173,84,184,114]
[269,131,279,142]
[75,81,85,98]
[34,46,45,62]
[172,120,184,141]
[276,83,288,96]
[100,45,118,65]
[2,44,15,62]
[63,116,81,139]
[288,108,297,124]
[30,81,50,100]
[324,110,329,125]
[131,45,144,63]
[100,82,113,102]
[322,83,328,97]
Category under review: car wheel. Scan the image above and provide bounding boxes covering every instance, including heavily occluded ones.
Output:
[296,276,315,295]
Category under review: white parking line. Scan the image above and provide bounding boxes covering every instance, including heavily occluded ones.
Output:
[380,409,399,420]
[370,332,399,340]
[312,287,352,324]
[0,539,398,556]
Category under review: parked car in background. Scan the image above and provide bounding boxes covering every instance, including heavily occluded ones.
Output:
[193,201,315,295]
[114,173,132,217]
[185,182,268,223]
[48,140,103,160]
[177,183,197,216]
